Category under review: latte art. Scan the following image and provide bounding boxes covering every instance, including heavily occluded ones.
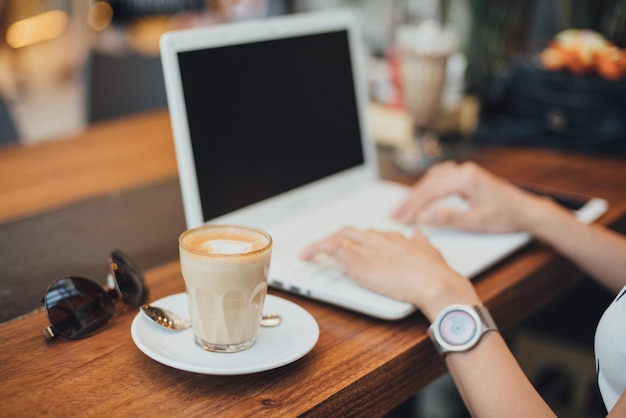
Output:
[181,225,269,259]
[201,239,253,254]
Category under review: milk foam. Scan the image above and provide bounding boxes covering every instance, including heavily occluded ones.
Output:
[202,239,253,254]
[181,225,270,258]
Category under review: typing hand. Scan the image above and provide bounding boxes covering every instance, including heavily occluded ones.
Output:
[300,226,480,320]
[391,161,544,233]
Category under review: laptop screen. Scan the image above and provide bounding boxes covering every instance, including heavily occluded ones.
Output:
[177,29,365,222]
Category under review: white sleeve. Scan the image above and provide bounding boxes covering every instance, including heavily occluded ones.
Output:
[594,285,626,412]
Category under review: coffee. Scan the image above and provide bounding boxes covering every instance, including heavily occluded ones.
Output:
[179,224,272,353]
[399,51,447,128]
[396,21,458,129]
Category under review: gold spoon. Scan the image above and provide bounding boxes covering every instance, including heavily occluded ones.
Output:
[140,305,282,330]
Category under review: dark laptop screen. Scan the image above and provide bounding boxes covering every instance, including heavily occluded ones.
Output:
[177,29,365,222]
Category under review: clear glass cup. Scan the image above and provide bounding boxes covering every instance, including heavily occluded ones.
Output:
[393,21,458,173]
[179,224,272,353]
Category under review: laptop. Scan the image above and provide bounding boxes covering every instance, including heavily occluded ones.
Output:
[160,9,608,320]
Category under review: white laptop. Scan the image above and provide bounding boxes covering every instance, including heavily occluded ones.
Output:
[160,9,608,320]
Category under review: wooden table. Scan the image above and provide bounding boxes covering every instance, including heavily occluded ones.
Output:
[1,110,625,417]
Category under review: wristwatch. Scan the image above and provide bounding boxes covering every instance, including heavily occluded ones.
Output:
[428,304,498,356]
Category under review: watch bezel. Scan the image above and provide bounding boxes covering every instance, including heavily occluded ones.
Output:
[428,304,497,355]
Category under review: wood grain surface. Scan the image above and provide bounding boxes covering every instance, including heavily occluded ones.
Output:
[1,109,625,416]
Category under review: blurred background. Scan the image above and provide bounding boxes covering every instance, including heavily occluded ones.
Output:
[1,2,625,416]
[0,0,625,148]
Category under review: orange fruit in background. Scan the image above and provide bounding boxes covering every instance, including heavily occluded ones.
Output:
[539,29,626,79]
[539,45,565,71]
[594,47,626,80]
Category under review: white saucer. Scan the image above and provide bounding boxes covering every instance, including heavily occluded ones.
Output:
[131,293,319,375]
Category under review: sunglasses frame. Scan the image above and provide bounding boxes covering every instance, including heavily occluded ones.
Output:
[41,249,148,340]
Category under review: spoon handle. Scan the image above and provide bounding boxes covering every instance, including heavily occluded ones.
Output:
[141,305,282,330]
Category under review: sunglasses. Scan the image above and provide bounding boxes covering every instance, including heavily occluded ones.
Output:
[41,249,149,340]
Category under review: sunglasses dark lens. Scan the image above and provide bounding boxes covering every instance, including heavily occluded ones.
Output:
[44,277,115,339]
[110,249,148,306]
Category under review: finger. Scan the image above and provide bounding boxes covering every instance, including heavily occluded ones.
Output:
[299,226,364,260]
[299,237,340,260]
[410,226,429,242]
[340,226,370,242]
[392,163,470,225]
[418,207,487,231]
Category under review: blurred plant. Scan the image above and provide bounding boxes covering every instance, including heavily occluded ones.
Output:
[441,0,533,101]
[598,0,626,48]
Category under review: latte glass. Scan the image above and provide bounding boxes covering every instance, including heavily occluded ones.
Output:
[179,224,272,353]
[394,20,458,173]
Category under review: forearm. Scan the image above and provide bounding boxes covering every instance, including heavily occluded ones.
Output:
[419,271,554,416]
[521,198,626,293]
[445,332,556,418]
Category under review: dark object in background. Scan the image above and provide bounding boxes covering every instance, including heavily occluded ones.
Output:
[85,51,168,122]
[473,61,626,152]
[0,95,18,144]
[103,0,206,21]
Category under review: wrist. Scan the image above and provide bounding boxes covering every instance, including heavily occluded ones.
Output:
[518,195,573,241]
[420,271,482,323]
[520,196,579,242]
[514,193,557,233]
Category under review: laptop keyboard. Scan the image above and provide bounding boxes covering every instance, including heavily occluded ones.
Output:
[268,181,410,290]
[266,182,532,319]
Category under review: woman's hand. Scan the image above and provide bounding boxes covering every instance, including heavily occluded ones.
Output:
[392,161,549,233]
[300,226,480,321]
[300,161,561,320]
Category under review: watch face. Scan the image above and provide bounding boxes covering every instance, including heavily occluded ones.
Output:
[439,309,477,346]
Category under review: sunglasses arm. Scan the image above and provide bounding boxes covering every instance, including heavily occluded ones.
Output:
[106,273,123,300]
[42,326,59,340]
